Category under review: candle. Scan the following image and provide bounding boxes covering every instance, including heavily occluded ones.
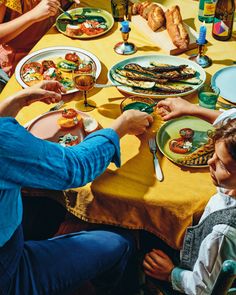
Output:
[198,23,207,45]
[121,20,129,33]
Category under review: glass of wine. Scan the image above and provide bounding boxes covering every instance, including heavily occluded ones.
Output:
[73,61,96,112]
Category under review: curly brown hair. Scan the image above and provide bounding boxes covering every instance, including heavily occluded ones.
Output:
[213,118,236,161]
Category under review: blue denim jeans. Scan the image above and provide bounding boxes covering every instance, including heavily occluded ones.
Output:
[0,226,134,295]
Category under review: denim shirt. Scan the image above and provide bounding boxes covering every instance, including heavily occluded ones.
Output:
[0,117,121,246]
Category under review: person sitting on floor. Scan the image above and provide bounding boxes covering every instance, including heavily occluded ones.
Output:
[143,97,236,295]
[0,80,153,295]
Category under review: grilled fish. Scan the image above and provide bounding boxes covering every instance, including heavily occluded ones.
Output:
[110,70,155,89]
[177,143,214,166]
[148,63,188,72]
[115,69,168,84]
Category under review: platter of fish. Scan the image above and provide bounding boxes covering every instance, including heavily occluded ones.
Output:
[156,116,214,167]
[108,55,206,98]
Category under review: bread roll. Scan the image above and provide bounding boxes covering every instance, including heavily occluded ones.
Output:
[165,5,189,49]
[142,3,157,20]
[147,5,165,31]
[131,2,141,15]
[139,1,151,16]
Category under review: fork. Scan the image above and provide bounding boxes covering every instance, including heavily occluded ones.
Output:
[58,6,74,20]
[148,138,164,182]
[49,100,65,112]
[94,83,123,88]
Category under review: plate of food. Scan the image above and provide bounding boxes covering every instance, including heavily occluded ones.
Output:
[27,108,99,146]
[56,7,114,39]
[108,54,206,99]
[15,46,101,94]
[156,116,214,167]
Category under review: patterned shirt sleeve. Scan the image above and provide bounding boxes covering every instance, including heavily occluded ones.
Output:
[0,0,22,13]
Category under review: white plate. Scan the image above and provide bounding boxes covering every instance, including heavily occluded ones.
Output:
[108,54,206,99]
[15,46,101,94]
[211,66,236,104]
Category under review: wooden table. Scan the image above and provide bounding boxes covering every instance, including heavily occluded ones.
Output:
[1,0,235,249]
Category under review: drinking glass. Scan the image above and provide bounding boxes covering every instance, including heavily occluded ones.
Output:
[198,84,220,109]
[73,62,96,112]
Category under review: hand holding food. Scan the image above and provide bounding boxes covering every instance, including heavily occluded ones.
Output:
[31,0,61,22]
[157,97,197,121]
[111,110,153,137]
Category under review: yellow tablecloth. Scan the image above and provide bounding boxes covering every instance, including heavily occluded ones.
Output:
[1,0,236,249]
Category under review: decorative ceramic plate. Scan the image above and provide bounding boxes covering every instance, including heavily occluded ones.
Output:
[156,116,214,167]
[56,7,114,39]
[27,110,90,144]
[15,46,101,94]
[108,54,206,99]
[211,66,236,104]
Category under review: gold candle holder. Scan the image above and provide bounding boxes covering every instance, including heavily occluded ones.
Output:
[114,28,137,55]
[189,41,212,68]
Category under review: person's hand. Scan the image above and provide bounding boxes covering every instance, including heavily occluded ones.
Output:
[157,97,197,121]
[23,80,66,106]
[143,249,175,281]
[30,0,61,22]
[111,110,153,138]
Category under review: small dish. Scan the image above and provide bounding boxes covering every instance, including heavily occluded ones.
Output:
[120,96,155,114]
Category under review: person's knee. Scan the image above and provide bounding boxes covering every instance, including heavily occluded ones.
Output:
[89,230,135,259]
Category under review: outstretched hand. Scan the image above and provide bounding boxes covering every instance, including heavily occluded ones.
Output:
[143,249,175,281]
[157,97,197,121]
[24,81,66,106]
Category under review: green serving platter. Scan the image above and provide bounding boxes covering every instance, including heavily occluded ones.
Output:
[56,7,114,39]
[156,116,214,167]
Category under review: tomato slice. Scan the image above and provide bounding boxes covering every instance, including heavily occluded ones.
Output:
[76,63,93,73]
[22,62,43,74]
[169,138,190,154]
[80,21,104,36]
[62,108,78,119]
[65,53,79,63]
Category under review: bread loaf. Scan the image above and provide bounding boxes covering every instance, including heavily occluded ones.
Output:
[131,2,141,15]
[165,5,189,49]
[142,2,156,19]
[147,5,165,31]
[139,1,151,16]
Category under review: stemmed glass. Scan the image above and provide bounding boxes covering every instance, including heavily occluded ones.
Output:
[73,61,96,112]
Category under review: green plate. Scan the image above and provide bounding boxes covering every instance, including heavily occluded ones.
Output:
[108,54,206,99]
[156,116,214,167]
[56,7,114,39]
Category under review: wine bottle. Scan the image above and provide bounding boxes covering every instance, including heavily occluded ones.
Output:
[198,0,217,23]
[212,0,235,41]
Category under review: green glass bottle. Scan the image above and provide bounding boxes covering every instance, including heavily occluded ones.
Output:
[198,0,217,23]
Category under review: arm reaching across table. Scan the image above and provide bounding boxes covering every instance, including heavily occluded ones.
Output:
[157,97,222,124]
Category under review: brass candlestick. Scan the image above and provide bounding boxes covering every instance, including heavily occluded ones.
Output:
[114,28,137,55]
[189,41,212,68]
